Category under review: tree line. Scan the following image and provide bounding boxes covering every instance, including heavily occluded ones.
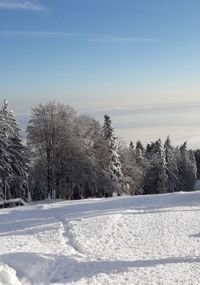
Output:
[0,99,198,201]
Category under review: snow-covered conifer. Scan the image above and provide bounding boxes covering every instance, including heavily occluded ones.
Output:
[164,136,179,192]
[102,115,124,195]
[177,142,196,191]
[194,149,200,179]
[189,150,197,180]
[0,99,29,200]
[144,139,168,194]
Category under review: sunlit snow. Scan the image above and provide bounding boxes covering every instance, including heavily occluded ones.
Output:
[0,191,200,284]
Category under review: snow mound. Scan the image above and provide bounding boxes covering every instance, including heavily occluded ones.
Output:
[0,199,26,209]
[0,263,22,285]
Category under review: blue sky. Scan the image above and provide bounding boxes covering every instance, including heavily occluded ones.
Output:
[1,0,200,148]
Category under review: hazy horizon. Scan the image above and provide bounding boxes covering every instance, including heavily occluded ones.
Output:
[11,99,200,150]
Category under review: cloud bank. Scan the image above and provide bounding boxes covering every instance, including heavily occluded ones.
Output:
[83,101,200,131]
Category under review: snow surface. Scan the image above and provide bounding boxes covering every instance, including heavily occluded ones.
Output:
[0,191,200,284]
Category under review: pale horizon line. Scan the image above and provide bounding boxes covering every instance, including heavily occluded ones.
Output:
[87,101,200,114]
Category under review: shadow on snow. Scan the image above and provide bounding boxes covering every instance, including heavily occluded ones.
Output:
[1,252,200,284]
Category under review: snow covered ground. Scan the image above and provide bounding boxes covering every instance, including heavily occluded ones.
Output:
[0,191,200,285]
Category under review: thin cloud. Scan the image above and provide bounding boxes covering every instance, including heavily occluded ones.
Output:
[0,0,46,11]
[0,30,158,43]
[89,35,158,44]
[0,30,73,38]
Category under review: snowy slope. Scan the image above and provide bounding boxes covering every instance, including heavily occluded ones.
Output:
[0,191,200,285]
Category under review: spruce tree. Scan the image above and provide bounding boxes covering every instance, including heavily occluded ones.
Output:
[0,99,29,200]
[0,110,9,200]
[164,136,179,192]
[144,139,168,194]
[177,142,196,191]
[135,140,144,164]
[102,115,124,195]
[189,150,197,181]
[194,149,200,179]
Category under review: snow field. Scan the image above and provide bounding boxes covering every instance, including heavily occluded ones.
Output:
[0,192,200,284]
[69,207,200,284]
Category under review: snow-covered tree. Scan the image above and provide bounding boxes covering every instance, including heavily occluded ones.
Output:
[194,149,200,179]
[102,115,124,195]
[144,139,168,194]
[189,150,197,181]
[135,140,144,162]
[74,114,112,197]
[164,136,179,192]
[176,142,196,191]
[0,110,7,199]
[119,141,144,195]
[0,99,29,200]
[27,101,76,199]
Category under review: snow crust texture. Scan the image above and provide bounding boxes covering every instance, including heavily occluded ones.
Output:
[0,191,200,284]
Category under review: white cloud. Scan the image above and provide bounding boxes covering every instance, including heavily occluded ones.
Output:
[0,0,46,11]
